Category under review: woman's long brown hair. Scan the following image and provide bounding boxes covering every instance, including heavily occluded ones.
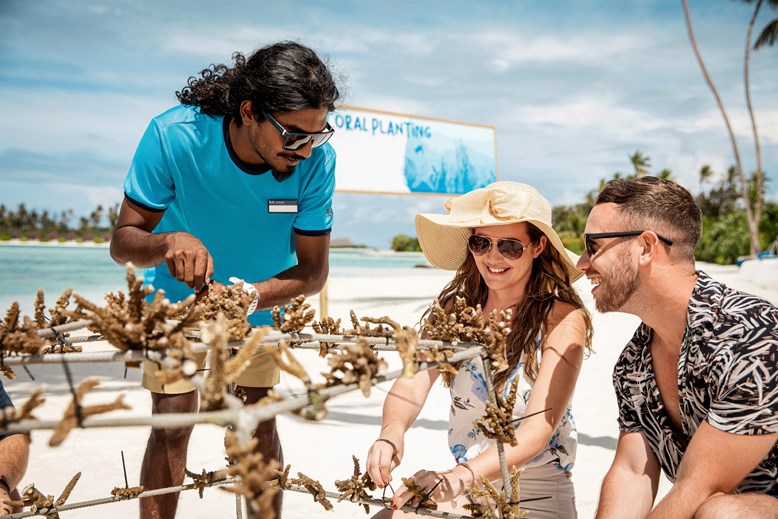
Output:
[422,223,593,391]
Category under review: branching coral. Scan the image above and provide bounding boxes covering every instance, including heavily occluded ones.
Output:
[35,288,75,333]
[463,467,526,519]
[0,387,46,430]
[423,297,511,373]
[321,338,387,397]
[263,341,312,387]
[399,477,437,511]
[110,486,145,500]
[263,341,329,421]
[334,455,376,513]
[312,316,342,357]
[49,378,131,447]
[289,472,333,511]
[271,295,316,333]
[1,302,47,371]
[68,266,200,353]
[344,312,394,337]
[5,472,82,518]
[184,468,226,499]
[474,377,520,447]
[198,316,268,411]
[416,345,458,376]
[0,290,82,369]
[193,282,251,339]
[222,430,281,519]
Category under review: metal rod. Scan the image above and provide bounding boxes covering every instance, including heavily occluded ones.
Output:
[4,478,238,518]
[284,484,474,518]
[481,356,512,519]
[0,347,483,435]
[5,332,475,366]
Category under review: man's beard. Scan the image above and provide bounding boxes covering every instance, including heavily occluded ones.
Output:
[272,167,295,182]
[595,250,640,313]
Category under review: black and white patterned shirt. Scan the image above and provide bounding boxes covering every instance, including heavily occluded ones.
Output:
[613,271,777,495]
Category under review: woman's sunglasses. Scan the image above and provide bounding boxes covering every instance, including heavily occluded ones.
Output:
[263,112,335,151]
[468,234,528,260]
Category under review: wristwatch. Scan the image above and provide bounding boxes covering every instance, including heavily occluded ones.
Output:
[228,277,259,315]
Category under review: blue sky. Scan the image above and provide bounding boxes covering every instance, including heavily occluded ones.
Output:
[1,0,776,248]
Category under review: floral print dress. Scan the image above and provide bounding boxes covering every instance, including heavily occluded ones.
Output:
[447,345,577,474]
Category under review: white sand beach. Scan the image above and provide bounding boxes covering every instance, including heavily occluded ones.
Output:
[5,261,777,518]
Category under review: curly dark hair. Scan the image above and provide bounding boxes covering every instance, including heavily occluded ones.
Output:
[175,41,341,123]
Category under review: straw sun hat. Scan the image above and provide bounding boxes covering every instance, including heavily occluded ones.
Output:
[415,181,583,283]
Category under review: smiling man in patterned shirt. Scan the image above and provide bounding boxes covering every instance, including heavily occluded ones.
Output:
[576,176,777,519]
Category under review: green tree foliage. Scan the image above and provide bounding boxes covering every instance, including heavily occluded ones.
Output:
[0,202,119,242]
[696,213,751,264]
[391,234,421,252]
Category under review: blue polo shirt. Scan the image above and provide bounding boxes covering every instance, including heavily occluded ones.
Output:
[124,105,336,325]
[0,379,16,441]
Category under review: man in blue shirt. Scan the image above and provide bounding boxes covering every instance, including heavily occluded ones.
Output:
[111,41,341,518]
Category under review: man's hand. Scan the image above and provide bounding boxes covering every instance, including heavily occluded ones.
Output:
[164,232,214,291]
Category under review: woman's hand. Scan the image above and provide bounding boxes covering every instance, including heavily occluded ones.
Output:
[389,465,473,511]
[366,436,404,489]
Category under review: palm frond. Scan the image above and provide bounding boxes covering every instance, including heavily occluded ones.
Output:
[753,18,778,49]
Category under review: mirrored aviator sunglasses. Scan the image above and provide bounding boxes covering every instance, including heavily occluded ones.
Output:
[467,234,527,260]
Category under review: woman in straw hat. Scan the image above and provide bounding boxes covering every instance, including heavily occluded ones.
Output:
[366,181,593,518]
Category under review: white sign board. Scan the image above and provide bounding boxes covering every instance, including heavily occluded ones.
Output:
[327,106,497,195]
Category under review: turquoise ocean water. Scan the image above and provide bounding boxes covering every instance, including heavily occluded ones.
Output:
[0,244,430,316]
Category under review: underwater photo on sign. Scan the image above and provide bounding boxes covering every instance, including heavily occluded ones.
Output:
[328,107,497,195]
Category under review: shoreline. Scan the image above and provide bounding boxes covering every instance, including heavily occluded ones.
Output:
[0,238,110,248]
[0,239,428,257]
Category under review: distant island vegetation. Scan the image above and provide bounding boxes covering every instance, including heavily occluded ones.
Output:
[2,153,775,265]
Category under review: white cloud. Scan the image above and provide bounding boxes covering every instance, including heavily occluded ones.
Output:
[471,30,648,71]
[0,87,169,160]
[511,94,667,135]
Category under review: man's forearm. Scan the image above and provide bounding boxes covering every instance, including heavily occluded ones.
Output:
[110,226,171,268]
[254,263,327,309]
[0,435,29,489]
[596,467,656,519]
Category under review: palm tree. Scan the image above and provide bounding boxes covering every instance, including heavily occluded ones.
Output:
[698,164,714,194]
[628,151,651,176]
[740,0,776,255]
[108,204,120,230]
[90,204,104,229]
[681,0,760,256]
[750,0,778,49]
[657,168,674,181]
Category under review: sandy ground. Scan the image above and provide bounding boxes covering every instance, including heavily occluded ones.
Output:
[5,261,777,518]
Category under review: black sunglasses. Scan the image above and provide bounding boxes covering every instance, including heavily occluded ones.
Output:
[584,231,673,257]
[468,234,528,260]
[262,112,335,151]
